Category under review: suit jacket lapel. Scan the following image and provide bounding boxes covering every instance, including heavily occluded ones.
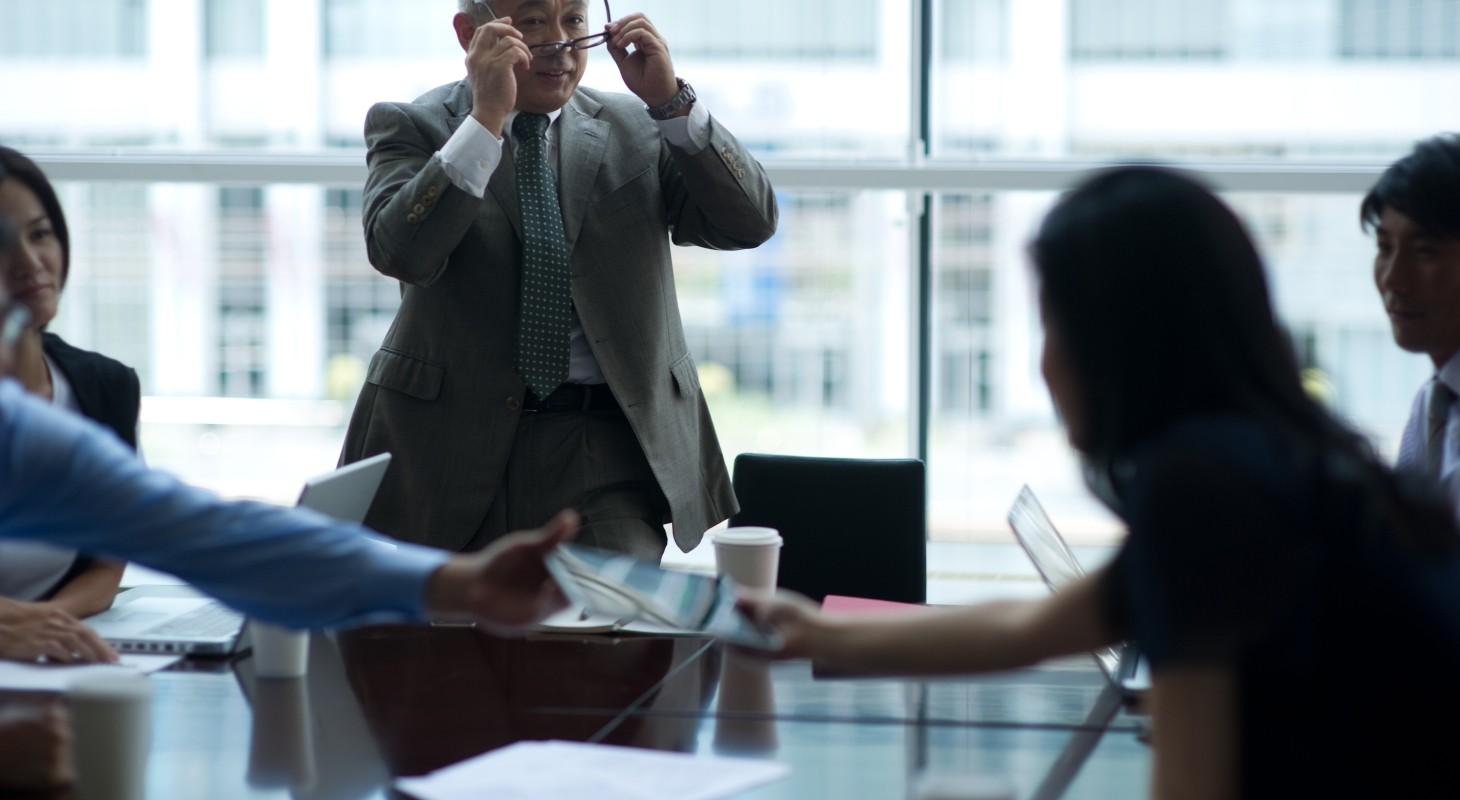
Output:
[558,93,607,250]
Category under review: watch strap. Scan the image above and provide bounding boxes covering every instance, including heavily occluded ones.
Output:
[646,78,696,121]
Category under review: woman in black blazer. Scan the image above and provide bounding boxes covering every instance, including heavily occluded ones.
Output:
[0,147,138,662]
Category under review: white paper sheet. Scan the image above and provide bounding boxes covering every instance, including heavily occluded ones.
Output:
[395,739,789,800]
[0,653,181,692]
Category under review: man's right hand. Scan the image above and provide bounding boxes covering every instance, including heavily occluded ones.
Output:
[465,17,531,137]
[0,597,118,664]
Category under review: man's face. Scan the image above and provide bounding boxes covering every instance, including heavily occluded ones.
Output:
[492,0,592,114]
[1374,207,1460,368]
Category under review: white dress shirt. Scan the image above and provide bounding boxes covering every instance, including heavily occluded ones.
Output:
[0,360,82,601]
[1396,350,1460,522]
[438,99,712,387]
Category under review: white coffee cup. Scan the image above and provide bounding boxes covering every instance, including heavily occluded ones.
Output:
[67,673,153,800]
[711,526,783,597]
[249,621,310,679]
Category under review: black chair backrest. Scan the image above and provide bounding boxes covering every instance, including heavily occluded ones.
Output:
[728,453,926,604]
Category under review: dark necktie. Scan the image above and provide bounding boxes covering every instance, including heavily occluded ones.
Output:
[512,112,572,399]
[1425,377,1455,477]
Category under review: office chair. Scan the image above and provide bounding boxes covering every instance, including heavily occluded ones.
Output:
[728,453,927,604]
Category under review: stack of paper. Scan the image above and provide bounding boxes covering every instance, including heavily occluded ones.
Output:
[395,739,789,800]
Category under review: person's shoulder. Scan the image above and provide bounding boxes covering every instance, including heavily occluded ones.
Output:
[1132,414,1286,480]
[1119,414,1303,529]
[368,81,467,119]
[41,333,139,386]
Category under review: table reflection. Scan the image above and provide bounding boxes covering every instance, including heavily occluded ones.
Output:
[334,625,715,777]
[713,652,779,756]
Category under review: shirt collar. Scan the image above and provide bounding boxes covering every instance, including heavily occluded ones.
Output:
[504,107,564,138]
[1436,351,1460,396]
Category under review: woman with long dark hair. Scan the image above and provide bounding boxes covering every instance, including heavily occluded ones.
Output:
[744,166,1460,797]
[0,147,140,662]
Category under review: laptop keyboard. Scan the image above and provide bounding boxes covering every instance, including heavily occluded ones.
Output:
[142,603,244,638]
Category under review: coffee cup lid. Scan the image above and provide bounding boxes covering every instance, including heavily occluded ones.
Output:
[713,527,782,546]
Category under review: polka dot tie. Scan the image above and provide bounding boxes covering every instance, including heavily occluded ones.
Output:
[512,112,572,399]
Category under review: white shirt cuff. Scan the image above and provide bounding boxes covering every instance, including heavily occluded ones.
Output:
[657,101,711,153]
[440,115,504,198]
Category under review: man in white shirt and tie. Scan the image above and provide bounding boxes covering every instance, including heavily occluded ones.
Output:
[1366,133,1460,515]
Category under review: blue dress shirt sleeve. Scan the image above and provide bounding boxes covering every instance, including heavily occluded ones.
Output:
[0,379,447,629]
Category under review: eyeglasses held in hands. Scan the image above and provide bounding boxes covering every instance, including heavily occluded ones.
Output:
[474,0,615,59]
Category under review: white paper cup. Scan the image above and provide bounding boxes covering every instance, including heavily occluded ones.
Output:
[249,621,310,679]
[711,526,782,597]
[67,673,153,800]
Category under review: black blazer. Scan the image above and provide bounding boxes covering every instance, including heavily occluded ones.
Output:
[41,332,141,450]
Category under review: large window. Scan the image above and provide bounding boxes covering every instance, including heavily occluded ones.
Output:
[8,0,1451,547]
[0,0,147,58]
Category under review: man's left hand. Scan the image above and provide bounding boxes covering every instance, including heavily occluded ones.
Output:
[605,13,683,113]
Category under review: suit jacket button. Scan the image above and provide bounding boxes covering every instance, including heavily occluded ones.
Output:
[506,396,521,411]
[422,195,435,207]
[413,203,426,215]
[407,213,420,224]
[427,185,441,197]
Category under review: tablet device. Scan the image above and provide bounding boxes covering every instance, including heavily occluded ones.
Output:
[544,543,782,651]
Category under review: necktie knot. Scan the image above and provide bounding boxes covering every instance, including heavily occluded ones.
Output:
[513,112,550,141]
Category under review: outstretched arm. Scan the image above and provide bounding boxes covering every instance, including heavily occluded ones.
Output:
[741,567,1118,676]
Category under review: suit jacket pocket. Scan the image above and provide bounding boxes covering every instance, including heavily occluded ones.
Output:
[594,167,655,223]
[366,349,444,401]
[670,352,700,399]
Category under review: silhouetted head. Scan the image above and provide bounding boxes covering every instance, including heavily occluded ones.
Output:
[1030,166,1308,463]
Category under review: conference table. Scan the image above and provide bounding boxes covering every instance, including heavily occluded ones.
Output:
[2,623,1150,799]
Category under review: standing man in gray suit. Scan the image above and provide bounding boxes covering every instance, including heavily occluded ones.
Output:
[340,0,778,562]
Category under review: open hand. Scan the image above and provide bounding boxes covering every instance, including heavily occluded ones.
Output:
[0,598,118,664]
[736,590,825,660]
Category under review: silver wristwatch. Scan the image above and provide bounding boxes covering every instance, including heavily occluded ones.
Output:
[646,78,696,120]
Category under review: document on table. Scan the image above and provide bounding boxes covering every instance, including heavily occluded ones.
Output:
[395,739,790,800]
[0,654,181,692]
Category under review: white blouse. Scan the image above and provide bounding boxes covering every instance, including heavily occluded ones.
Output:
[0,357,82,601]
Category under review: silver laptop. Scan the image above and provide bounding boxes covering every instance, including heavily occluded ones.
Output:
[1006,485,1150,695]
[85,453,393,656]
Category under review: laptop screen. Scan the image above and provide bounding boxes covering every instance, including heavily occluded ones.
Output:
[1006,486,1125,682]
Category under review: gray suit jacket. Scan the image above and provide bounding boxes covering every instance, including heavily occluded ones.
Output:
[340,80,778,552]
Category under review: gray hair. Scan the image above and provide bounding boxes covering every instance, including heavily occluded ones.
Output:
[458,0,492,25]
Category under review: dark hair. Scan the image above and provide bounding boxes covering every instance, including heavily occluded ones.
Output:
[0,146,71,286]
[0,213,15,256]
[1360,133,1460,239]
[1031,166,1455,552]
